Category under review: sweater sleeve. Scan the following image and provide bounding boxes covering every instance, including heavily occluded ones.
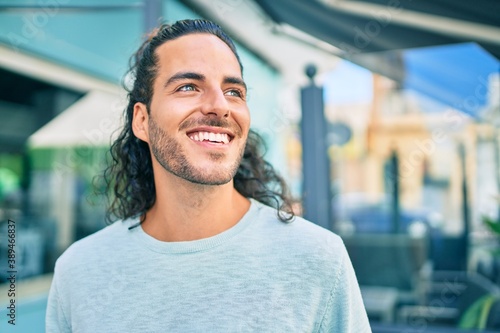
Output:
[318,242,372,333]
[46,265,71,333]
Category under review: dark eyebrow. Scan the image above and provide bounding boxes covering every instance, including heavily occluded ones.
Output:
[224,76,247,92]
[164,72,205,88]
[164,71,247,92]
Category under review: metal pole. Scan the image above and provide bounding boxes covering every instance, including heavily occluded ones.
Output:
[390,149,400,233]
[459,143,470,270]
[300,65,332,230]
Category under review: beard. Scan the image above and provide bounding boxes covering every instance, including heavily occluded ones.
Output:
[148,115,245,185]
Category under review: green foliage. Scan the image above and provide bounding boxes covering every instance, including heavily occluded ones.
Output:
[482,215,500,258]
[459,295,499,330]
[483,215,500,236]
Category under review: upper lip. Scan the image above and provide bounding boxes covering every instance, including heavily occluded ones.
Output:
[186,126,235,140]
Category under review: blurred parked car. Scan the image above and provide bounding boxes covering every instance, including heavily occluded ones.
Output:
[333,192,443,235]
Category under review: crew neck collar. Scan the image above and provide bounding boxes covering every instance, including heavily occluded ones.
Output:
[127,198,261,254]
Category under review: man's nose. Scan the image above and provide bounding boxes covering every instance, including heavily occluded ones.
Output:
[200,89,229,118]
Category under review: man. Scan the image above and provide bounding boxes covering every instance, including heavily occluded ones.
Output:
[46,19,371,332]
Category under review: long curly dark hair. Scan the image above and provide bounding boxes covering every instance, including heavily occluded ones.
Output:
[103,19,294,224]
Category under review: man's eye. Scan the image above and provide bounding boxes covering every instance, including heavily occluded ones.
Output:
[178,84,196,92]
[225,89,243,98]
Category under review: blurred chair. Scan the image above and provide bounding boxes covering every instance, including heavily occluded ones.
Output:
[342,233,430,322]
[397,271,500,329]
[343,233,429,291]
[430,235,468,271]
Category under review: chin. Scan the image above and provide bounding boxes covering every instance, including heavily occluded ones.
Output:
[189,165,236,185]
[186,173,234,186]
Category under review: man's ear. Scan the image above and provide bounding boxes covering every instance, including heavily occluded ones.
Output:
[132,102,149,143]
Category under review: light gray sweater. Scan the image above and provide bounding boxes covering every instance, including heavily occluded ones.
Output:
[46,199,371,332]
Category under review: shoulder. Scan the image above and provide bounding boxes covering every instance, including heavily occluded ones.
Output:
[248,201,350,292]
[251,200,347,263]
[254,200,343,242]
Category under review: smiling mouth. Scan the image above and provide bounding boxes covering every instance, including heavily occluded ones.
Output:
[187,131,231,145]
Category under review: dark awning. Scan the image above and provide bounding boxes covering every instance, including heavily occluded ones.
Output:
[254,0,500,117]
[254,0,500,58]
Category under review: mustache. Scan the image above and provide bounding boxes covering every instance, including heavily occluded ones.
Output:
[179,116,242,137]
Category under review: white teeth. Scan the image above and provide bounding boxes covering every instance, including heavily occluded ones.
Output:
[189,131,230,144]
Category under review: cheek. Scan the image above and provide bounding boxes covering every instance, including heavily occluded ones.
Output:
[150,101,184,129]
[234,107,251,132]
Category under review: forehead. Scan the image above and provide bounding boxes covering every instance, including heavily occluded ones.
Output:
[154,33,242,78]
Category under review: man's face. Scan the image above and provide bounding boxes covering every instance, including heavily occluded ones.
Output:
[137,33,250,185]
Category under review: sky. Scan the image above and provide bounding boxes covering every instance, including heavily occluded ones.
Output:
[323,60,373,106]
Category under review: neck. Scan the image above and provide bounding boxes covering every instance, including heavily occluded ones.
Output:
[141,169,250,242]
